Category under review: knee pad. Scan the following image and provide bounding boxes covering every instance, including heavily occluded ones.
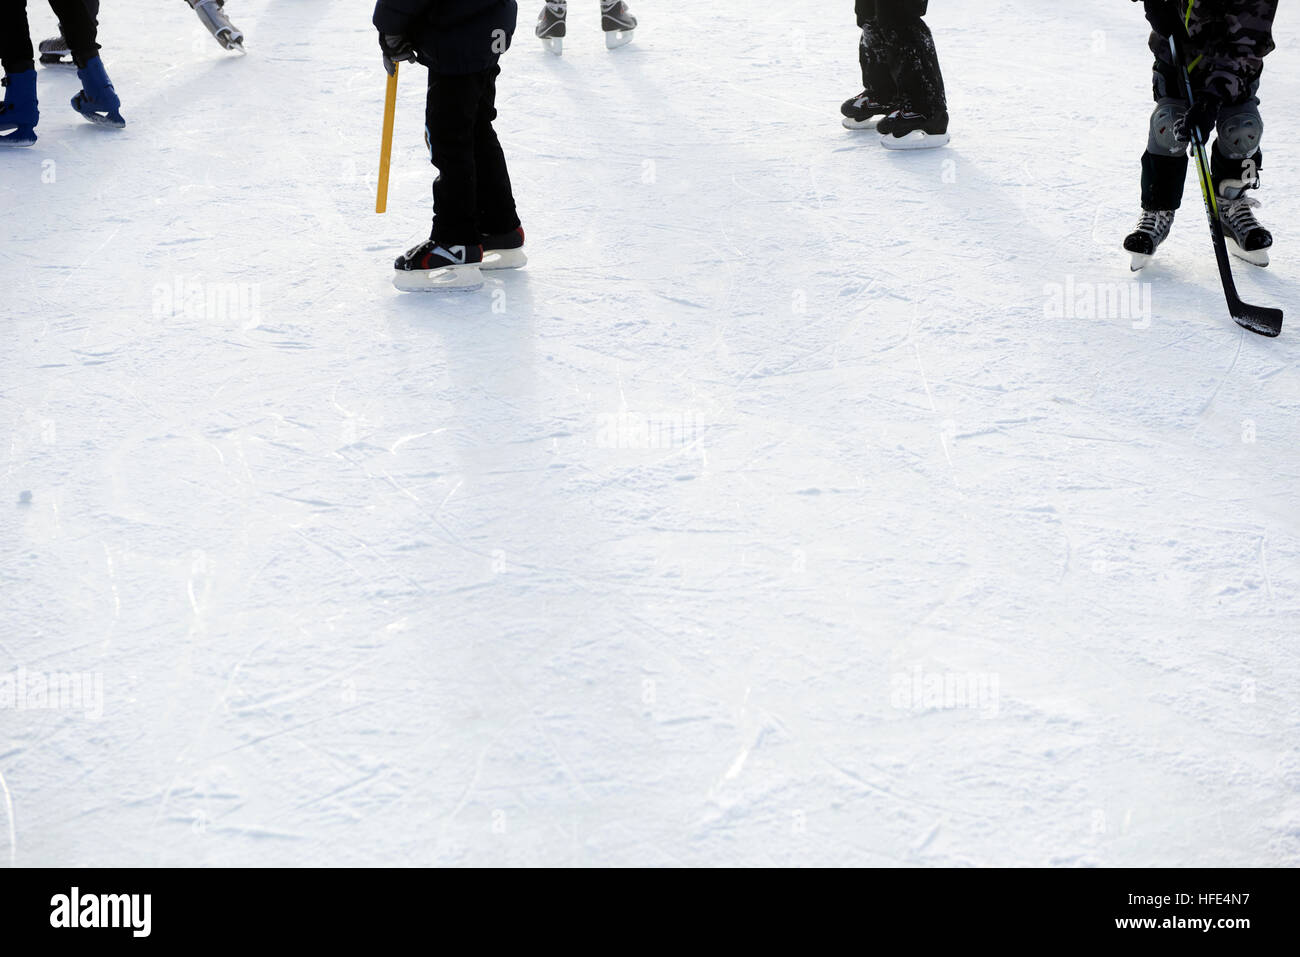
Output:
[1148,98,1187,156]
[1216,103,1263,159]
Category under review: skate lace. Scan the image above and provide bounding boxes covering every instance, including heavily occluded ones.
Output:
[1220,195,1262,234]
[1135,209,1173,236]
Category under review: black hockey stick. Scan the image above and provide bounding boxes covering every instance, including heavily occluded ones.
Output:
[1163,5,1282,337]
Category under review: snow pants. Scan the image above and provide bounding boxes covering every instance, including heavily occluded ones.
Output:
[425,64,521,246]
[854,0,947,116]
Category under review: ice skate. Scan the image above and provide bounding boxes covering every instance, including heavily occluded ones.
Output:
[188,0,246,53]
[71,57,125,129]
[878,110,949,150]
[841,91,891,131]
[1123,209,1175,271]
[1219,193,1272,268]
[481,227,527,270]
[394,240,485,292]
[0,70,39,148]
[536,2,566,55]
[38,35,74,67]
[602,0,637,50]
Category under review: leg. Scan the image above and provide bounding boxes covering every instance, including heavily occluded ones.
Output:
[474,65,520,236]
[47,0,101,67]
[427,71,486,247]
[856,1,896,102]
[1211,98,1263,199]
[878,1,946,116]
[1,1,35,74]
[1141,96,1190,211]
[1211,97,1271,264]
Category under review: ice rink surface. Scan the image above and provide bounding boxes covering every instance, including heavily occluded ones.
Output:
[2,0,1298,866]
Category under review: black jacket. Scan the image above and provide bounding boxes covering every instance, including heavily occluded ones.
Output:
[373,0,518,75]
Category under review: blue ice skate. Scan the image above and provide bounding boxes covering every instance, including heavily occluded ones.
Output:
[0,70,39,148]
[71,57,125,129]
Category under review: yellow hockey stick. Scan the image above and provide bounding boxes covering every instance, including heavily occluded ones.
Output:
[376,62,399,214]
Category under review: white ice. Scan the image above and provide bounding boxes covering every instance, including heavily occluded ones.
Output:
[2,0,1298,867]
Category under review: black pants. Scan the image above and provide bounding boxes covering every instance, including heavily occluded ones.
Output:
[425,65,520,246]
[854,0,947,115]
[1,0,101,73]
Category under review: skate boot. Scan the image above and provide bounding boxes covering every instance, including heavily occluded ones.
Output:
[878,110,949,150]
[1123,209,1175,271]
[536,2,566,55]
[602,0,637,49]
[394,240,485,292]
[0,71,39,148]
[188,0,246,53]
[38,35,74,67]
[482,226,527,270]
[1218,192,1272,268]
[71,57,125,128]
[841,90,891,131]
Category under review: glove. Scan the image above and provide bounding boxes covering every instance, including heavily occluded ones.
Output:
[1137,0,1185,38]
[379,33,416,75]
[1179,90,1221,145]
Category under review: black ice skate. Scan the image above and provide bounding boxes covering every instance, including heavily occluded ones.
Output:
[602,1,637,50]
[841,91,891,131]
[482,226,527,270]
[1219,194,1272,268]
[1124,209,1176,272]
[536,2,567,55]
[38,35,74,67]
[394,240,485,292]
[188,0,246,53]
[878,110,949,150]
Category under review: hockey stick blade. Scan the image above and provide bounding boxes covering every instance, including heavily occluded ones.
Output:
[1229,296,1283,338]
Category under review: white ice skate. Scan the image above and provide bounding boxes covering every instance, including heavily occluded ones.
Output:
[602,1,637,49]
[393,242,486,292]
[537,2,566,55]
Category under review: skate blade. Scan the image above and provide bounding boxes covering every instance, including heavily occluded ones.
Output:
[880,130,950,150]
[39,55,74,67]
[0,129,38,148]
[77,110,126,129]
[605,30,634,50]
[541,37,563,55]
[481,248,527,270]
[1227,237,1270,268]
[217,30,247,53]
[842,115,882,131]
[1128,251,1152,272]
[393,265,485,292]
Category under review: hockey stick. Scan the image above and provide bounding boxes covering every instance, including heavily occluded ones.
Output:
[1163,5,1282,337]
[376,62,399,215]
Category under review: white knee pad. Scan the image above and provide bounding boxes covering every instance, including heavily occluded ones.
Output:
[1216,104,1263,159]
[1147,98,1187,156]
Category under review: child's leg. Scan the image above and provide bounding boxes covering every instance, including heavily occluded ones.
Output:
[427,71,486,246]
[1141,65,1189,211]
[857,2,899,104]
[1,1,36,74]
[474,64,521,237]
[1211,97,1263,200]
[47,0,101,67]
[877,1,946,116]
